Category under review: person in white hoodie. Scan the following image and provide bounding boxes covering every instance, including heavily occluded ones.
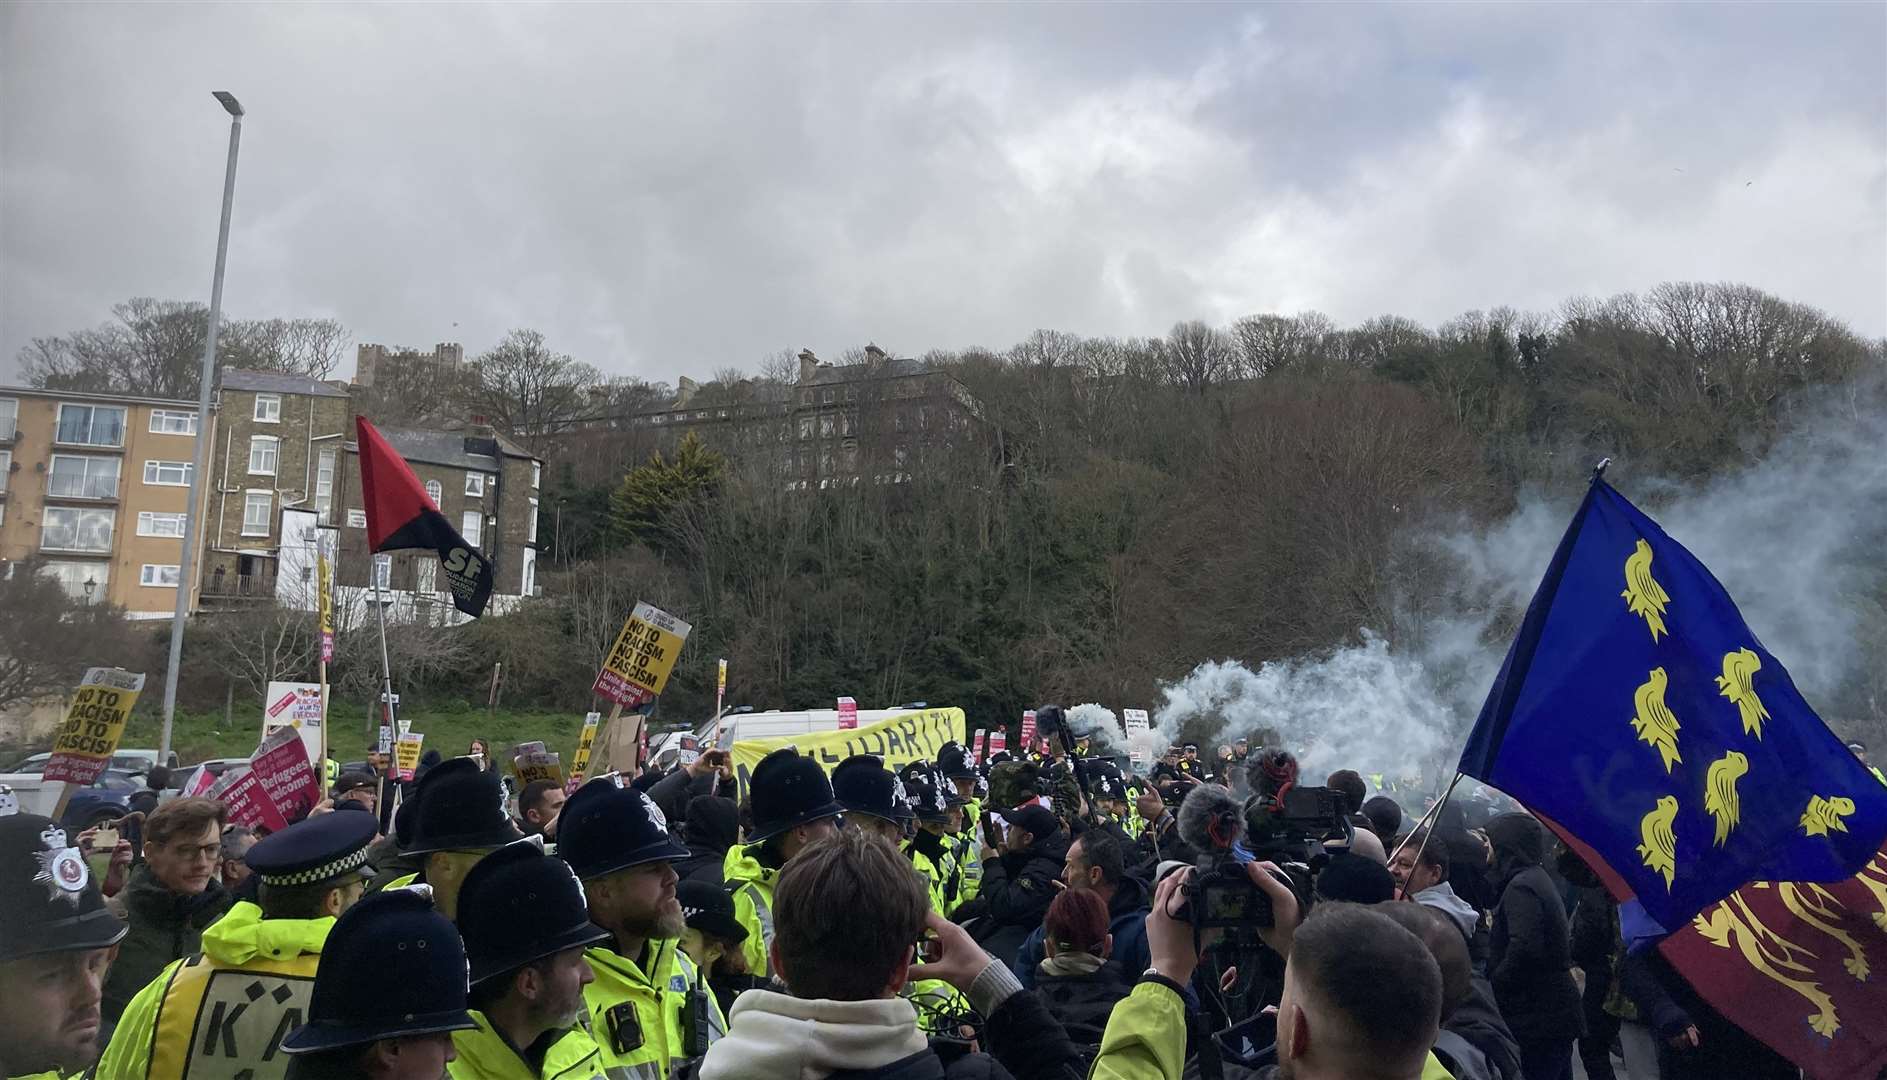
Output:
[690,828,1086,1080]
[1389,828,1480,945]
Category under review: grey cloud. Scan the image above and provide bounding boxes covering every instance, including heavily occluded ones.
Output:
[3,2,1882,388]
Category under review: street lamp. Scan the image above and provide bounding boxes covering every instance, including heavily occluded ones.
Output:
[159,91,244,762]
[82,576,97,604]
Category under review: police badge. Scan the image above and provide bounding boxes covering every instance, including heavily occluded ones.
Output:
[34,824,89,904]
[639,790,669,834]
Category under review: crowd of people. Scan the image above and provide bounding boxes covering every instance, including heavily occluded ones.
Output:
[2,719,1861,1080]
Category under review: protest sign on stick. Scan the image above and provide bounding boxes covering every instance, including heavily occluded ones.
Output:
[46,668,145,818]
[570,712,602,784]
[590,601,691,775]
[394,732,425,782]
[221,728,322,831]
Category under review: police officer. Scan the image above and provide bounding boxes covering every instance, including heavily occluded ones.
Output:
[97,809,377,1079]
[451,841,611,1079]
[721,749,843,981]
[0,813,128,1080]
[279,887,477,1079]
[382,757,521,919]
[897,764,961,916]
[831,754,913,845]
[557,779,724,1079]
[935,742,984,897]
[673,880,749,1019]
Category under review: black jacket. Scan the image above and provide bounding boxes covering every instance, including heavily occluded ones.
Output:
[954,832,1069,967]
[1486,840,1583,1041]
[1033,960,1131,1060]
[1618,949,1796,1080]
[102,866,233,1029]
[674,795,739,886]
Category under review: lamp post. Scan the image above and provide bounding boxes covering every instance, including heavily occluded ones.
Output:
[159,91,244,762]
[82,576,97,605]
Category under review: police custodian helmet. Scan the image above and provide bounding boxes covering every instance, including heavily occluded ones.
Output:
[0,812,127,963]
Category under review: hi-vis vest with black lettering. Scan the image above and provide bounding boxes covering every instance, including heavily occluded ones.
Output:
[145,949,320,1079]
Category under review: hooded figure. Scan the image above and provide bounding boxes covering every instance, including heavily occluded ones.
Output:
[1484,813,1583,1080]
[675,796,740,887]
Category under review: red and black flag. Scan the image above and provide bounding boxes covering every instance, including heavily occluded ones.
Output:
[356,416,494,617]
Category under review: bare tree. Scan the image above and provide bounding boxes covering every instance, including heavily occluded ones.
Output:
[0,566,143,712]
[1156,320,1236,394]
[191,606,320,703]
[460,329,602,445]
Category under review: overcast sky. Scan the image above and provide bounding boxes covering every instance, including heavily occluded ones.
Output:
[3,3,1883,386]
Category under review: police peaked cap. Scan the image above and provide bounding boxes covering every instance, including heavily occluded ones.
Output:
[747,748,844,842]
[677,878,748,945]
[1090,766,1128,803]
[402,757,521,857]
[0,813,126,963]
[246,809,377,887]
[557,777,691,880]
[831,755,914,824]
[457,839,609,984]
[935,741,978,780]
[280,886,476,1054]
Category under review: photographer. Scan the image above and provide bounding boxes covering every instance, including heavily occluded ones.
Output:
[1092,867,1446,1080]
[951,805,1068,966]
[691,829,1086,1080]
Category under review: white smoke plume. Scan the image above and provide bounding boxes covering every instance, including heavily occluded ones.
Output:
[1066,703,1123,753]
[1148,373,1887,794]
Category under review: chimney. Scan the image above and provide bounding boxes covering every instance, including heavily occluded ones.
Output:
[798,349,818,383]
[675,376,698,408]
[864,343,887,370]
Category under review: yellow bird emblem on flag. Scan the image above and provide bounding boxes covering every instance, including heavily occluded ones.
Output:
[1631,667,1683,773]
[1800,795,1857,838]
[1715,648,1771,740]
[1639,795,1679,889]
[1704,750,1748,847]
[1621,538,1672,642]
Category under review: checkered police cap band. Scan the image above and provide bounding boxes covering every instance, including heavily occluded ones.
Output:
[259,845,371,887]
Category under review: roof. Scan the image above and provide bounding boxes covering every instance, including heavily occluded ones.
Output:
[366,425,536,470]
[220,369,350,398]
[799,358,936,386]
[0,384,198,408]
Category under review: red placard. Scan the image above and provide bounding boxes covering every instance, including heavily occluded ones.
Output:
[837,697,859,730]
[221,729,321,831]
[1019,710,1037,751]
[971,730,987,763]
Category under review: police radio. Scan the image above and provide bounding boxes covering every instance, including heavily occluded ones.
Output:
[681,974,713,1057]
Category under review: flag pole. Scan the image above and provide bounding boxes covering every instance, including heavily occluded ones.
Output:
[1388,771,1465,880]
[373,567,397,785]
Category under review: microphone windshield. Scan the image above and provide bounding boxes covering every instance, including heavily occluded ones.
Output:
[1178,782,1244,854]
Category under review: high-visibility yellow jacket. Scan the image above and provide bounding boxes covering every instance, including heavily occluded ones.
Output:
[447,1011,610,1080]
[953,797,984,899]
[582,938,724,1079]
[1091,980,1455,1080]
[94,901,331,1080]
[722,845,778,980]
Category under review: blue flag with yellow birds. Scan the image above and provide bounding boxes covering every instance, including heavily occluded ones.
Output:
[1458,473,1887,932]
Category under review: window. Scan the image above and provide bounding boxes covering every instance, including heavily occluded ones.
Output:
[137,511,188,538]
[465,472,485,497]
[148,410,198,435]
[841,412,854,436]
[314,449,336,522]
[41,561,108,601]
[242,491,272,536]
[248,435,278,475]
[51,455,121,499]
[373,554,392,590]
[143,460,192,487]
[346,508,367,529]
[0,397,16,440]
[425,480,443,507]
[253,394,281,422]
[461,510,483,549]
[55,404,126,447]
[140,564,181,587]
[527,498,539,542]
[822,389,834,404]
[798,417,814,440]
[820,414,835,438]
[41,507,114,552]
[532,461,541,488]
[522,548,537,596]
[0,450,9,493]
[416,559,436,595]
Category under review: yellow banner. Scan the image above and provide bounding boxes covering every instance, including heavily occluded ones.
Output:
[593,601,692,706]
[729,707,966,804]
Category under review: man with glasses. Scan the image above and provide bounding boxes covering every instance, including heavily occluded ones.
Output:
[100,798,234,1037]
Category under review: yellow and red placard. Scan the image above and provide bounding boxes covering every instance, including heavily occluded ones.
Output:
[45,668,146,785]
[592,601,692,706]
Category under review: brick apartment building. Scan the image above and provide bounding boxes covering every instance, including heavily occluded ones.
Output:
[0,386,211,618]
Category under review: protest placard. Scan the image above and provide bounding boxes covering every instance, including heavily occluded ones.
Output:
[394,733,425,781]
[837,696,858,730]
[592,601,692,707]
[1019,710,1037,754]
[972,730,987,763]
[261,682,325,768]
[1123,708,1152,769]
[317,553,335,663]
[570,712,601,781]
[516,751,564,787]
[221,728,321,831]
[45,668,146,786]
